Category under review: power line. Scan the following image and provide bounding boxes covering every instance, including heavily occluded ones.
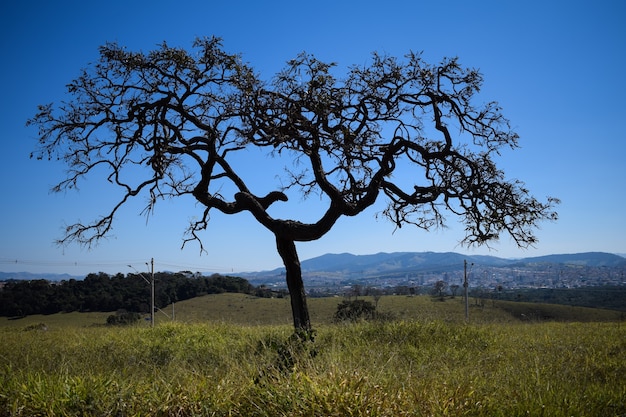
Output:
[0,258,234,272]
[155,261,232,272]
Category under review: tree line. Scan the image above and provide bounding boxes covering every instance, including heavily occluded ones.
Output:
[0,272,264,317]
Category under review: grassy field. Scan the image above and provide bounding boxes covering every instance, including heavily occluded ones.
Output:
[100,293,625,327]
[1,295,625,416]
[1,293,622,329]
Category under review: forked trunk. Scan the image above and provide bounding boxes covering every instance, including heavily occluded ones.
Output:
[276,235,311,331]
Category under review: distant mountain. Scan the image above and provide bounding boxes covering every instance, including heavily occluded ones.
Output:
[301,251,626,272]
[510,252,626,268]
[0,271,82,281]
[300,251,508,274]
[2,252,624,284]
[242,251,626,283]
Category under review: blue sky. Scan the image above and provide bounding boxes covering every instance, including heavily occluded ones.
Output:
[1,0,624,276]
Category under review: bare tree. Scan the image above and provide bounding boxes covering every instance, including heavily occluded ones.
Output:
[450,284,460,298]
[29,37,558,331]
[351,284,364,299]
[433,280,449,300]
[366,287,383,309]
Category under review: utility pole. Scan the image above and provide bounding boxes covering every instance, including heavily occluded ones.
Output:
[149,257,155,328]
[128,258,155,328]
[464,260,469,321]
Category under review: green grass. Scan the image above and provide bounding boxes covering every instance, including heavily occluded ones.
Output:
[78,293,621,328]
[2,294,621,330]
[0,311,113,329]
[1,295,625,416]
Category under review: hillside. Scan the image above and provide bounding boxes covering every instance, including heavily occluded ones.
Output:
[2,293,623,330]
[510,251,626,267]
[170,293,625,325]
[248,251,626,275]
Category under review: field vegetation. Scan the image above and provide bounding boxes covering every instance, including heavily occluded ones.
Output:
[1,295,624,416]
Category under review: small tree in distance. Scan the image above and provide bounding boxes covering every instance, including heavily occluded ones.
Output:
[29,37,558,332]
[433,280,449,301]
[450,284,460,298]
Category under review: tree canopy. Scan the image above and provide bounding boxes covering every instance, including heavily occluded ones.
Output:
[29,37,558,330]
[0,272,254,317]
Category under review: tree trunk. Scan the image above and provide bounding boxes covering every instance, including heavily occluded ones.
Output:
[276,235,311,331]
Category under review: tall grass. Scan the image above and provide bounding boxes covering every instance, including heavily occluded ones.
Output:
[1,318,624,416]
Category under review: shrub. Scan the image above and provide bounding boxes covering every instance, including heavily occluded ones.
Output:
[106,310,141,326]
[334,299,377,322]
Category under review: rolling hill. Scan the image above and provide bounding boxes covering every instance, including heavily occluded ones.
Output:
[242,251,626,286]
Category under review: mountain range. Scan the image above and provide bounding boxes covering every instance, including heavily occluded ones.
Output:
[1,252,625,284]
[0,271,83,282]
[238,251,626,283]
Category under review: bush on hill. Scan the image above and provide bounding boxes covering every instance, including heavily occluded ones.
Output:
[334,299,379,322]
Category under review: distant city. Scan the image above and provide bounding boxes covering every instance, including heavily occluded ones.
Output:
[240,252,626,293]
[2,252,625,294]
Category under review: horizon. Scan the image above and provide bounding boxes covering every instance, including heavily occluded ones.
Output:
[2,250,625,278]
